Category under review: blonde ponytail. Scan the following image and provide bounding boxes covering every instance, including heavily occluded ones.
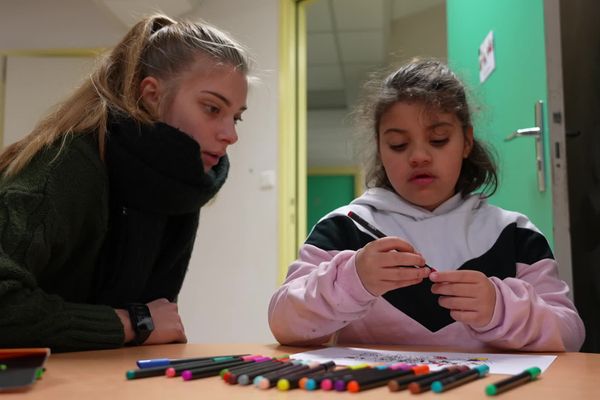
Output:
[0,14,249,177]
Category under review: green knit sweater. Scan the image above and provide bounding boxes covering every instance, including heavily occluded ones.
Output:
[0,117,229,352]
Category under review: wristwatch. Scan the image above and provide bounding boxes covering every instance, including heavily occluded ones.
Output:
[126,303,154,345]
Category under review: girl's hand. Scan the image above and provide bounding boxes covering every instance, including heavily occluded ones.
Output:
[355,237,431,296]
[429,270,496,328]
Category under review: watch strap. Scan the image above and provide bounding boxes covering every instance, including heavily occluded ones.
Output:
[126,303,154,345]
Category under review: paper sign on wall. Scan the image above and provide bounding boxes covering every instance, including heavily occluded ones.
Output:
[479,30,496,83]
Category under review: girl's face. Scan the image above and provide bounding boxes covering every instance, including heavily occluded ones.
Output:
[378,101,473,211]
[141,58,248,172]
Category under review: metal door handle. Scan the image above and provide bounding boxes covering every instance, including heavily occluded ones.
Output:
[504,101,546,192]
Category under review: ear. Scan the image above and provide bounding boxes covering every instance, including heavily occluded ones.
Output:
[139,76,162,116]
[463,125,474,158]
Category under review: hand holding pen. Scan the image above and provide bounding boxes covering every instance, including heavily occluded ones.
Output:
[348,212,432,296]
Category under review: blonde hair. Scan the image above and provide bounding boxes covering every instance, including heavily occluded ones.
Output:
[0,14,250,177]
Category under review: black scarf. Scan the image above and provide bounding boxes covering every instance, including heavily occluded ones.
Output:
[92,115,230,306]
[105,115,229,214]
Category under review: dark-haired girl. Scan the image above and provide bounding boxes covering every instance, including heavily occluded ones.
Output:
[269,59,584,351]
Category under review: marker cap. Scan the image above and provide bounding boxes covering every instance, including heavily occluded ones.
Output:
[277,379,290,391]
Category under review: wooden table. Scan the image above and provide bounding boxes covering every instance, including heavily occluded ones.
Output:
[3,343,599,399]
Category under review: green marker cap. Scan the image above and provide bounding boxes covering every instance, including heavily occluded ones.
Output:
[126,370,136,380]
[526,367,542,378]
[212,356,236,362]
[486,384,498,396]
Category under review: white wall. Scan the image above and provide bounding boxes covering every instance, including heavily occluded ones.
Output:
[308,109,356,167]
[4,57,94,147]
[388,3,447,62]
[177,0,280,343]
[1,0,281,343]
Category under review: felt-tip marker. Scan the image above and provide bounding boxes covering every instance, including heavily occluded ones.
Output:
[485,367,541,396]
[137,354,248,368]
[347,211,433,270]
[431,365,490,393]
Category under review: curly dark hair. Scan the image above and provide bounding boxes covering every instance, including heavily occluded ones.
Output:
[354,58,498,197]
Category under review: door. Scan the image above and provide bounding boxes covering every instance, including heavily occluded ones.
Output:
[446,0,572,288]
[560,0,600,353]
[307,168,361,232]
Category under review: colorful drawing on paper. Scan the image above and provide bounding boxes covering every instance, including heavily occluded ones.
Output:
[290,347,556,375]
[327,348,490,369]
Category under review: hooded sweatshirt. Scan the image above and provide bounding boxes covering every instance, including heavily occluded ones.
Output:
[268,187,585,351]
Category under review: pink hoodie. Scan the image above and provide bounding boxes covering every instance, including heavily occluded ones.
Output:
[268,189,585,351]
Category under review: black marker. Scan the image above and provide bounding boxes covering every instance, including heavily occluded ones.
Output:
[485,367,541,396]
[431,364,489,393]
[347,211,433,270]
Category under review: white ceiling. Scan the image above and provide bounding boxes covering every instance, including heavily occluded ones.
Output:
[306,0,444,109]
[0,0,443,112]
[96,0,201,28]
[0,0,202,50]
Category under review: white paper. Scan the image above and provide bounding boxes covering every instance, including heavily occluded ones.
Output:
[479,30,496,83]
[291,347,556,375]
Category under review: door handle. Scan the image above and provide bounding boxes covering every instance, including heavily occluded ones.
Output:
[504,101,546,192]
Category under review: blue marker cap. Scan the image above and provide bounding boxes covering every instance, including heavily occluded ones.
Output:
[304,379,317,391]
[475,365,490,376]
[431,380,444,393]
[136,358,170,368]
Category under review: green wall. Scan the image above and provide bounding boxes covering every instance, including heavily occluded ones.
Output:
[307,175,355,232]
[447,0,553,244]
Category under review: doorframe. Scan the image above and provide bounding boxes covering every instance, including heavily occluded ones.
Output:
[544,0,573,294]
[278,0,307,282]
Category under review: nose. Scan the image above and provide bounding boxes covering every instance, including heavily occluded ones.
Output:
[218,121,239,145]
[408,144,432,167]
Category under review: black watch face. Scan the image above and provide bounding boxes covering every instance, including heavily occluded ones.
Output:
[128,304,154,344]
[138,314,154,331]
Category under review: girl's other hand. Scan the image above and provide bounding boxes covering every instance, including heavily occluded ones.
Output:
[429,270,496,328]
[355,237,431,296]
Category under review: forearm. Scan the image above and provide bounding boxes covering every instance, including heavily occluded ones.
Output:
[0,279,124,352]
[268,246,376,345]
[469,261,585,351]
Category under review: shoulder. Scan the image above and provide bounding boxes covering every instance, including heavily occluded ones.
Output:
[305,202,377,251]
[475,199,553,262]
[0,134,108,215]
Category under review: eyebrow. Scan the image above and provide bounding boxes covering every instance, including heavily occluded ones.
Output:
[382,121,454,136]
[201,90,248,112]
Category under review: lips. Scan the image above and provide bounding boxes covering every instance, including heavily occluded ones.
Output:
[202,151,224,167]
[409,172,435,185]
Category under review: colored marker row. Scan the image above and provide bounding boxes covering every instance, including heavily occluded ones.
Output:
[126,354,284,380]
[126,354,541,396]
[221,359,435,392]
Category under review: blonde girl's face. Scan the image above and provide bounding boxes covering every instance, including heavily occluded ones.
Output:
[140,58,248,172]
[378,101,473,211]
